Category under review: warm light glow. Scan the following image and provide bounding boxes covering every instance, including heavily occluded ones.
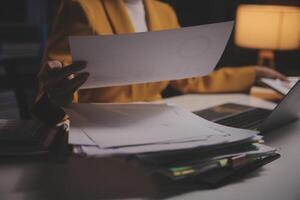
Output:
[235,5,300,50]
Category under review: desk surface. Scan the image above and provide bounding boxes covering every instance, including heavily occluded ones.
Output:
[162,94,300,200]
[1,94,300,200]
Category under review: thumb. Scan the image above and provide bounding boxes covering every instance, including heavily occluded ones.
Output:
[47,60,63,70]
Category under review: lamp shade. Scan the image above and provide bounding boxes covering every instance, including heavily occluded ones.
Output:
[235,5,300,50]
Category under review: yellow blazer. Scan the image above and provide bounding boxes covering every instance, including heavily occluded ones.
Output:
[44,0,256,103]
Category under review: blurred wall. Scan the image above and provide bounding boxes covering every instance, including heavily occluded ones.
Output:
[163,0,300,75]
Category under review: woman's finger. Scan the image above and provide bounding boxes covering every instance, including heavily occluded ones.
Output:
[48,72,90,97]
[273,71,288,82]
[60,61,87,77]
[39,61,87,83]
[49,72,89,106]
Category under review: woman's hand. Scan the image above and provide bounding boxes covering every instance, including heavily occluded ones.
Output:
[255,66,288,82]
[38,60,90,107]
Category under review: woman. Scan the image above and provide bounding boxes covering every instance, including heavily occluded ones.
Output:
[38,0,287,106]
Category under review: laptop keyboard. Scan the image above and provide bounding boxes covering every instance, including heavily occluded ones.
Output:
[215,108,272,130]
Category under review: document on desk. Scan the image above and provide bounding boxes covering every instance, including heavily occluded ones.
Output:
[260,77,300,95]
[66,103,259,154]
[69,21,234,89]
[79,141,273,158]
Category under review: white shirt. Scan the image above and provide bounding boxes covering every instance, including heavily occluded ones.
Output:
[124,0,148,32]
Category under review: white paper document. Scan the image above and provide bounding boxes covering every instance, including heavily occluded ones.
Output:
[70,21,234,89]
[78,142,274,158]
[260,77,299,95]
[73,134,262,156]
[66,103,259,155]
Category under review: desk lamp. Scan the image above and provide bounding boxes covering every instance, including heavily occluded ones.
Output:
[235,4,300,68]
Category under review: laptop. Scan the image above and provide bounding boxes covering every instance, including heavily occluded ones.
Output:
[194,80,300,133]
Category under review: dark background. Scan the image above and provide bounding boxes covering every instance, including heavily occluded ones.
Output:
[163,0,300,75]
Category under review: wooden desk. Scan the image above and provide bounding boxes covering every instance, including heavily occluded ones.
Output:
[1,94,300,200]
[250,86,284,102]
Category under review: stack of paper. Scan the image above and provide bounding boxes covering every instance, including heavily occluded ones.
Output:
[66,103,271,155]
[66,103,279,182]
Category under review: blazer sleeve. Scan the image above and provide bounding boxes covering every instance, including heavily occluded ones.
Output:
[165,4,257,93]
[44,0,94,66]
[170,67,257,93]
[38,0,94,102]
